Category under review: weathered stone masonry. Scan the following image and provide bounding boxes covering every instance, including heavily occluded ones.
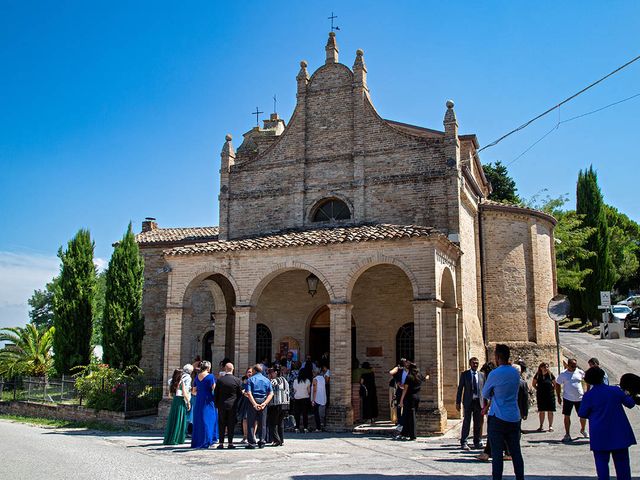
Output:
[137,33,557,434]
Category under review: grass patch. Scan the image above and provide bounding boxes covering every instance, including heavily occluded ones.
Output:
[0,414,126,431]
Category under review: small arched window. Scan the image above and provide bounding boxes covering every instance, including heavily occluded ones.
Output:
[396,322,414,363]
[312,198,351,222]
[255,323,272,363]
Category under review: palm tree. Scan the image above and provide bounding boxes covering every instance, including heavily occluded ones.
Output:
[0,324,55,378]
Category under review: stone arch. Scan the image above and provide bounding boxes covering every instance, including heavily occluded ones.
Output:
[249,261,336,306]
[173,266,240,307]
[440,267,457,307]
[345,254,420,303]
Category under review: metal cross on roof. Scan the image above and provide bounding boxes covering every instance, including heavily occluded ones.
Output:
[273,94,277,114]
[328,12,340,32]
[252,106,263,127]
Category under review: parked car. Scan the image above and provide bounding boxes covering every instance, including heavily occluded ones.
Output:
[625,307,640,333]
[610,305,632,322]
[617,295,640,306]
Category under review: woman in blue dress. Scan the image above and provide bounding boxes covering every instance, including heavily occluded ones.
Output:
[579,366,636,480]
[191,360,218,448]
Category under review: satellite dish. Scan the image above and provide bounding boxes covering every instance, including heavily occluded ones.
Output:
[548,294,571,322]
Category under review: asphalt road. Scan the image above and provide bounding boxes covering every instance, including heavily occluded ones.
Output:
[559,328,640,385]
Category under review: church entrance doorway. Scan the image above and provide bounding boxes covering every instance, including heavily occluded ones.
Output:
[309,307,330,362]
[202,330,214,364]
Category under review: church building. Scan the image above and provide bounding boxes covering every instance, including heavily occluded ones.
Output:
[136,33,558,433]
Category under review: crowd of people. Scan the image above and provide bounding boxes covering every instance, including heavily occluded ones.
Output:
[163,351,332,449]
[454,347,639,480]
[161,346,639,480]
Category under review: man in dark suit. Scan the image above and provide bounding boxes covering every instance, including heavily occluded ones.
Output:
[213,362,243,449]
[456,357,485,450]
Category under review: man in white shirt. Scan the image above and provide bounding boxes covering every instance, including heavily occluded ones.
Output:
[555,358,587,442]
[312,368,327,431]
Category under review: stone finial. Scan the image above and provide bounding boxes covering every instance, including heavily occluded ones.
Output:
[444,99,457,125]
[297,60,310,94]
[353,48,368,90]
[221,133,236,158]
[297,60,309,80]
[325,32,339,64]
[353,49,367,71]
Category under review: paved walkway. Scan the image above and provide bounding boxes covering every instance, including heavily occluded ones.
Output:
[2,408,639,480]
[2,330,638,479]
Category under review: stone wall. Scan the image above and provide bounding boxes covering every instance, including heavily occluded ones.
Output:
[0,401,152,428]
[481,203,557,368]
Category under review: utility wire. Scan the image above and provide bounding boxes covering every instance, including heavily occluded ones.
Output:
[478,54,640,153]
[506,91,640,166]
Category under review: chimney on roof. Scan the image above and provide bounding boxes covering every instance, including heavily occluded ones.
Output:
[142,217,158,232]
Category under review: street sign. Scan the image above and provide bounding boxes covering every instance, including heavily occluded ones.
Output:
[548,294,571,322]
[600,291,611,307]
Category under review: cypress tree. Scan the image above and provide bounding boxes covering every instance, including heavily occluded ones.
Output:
[576,166,616,322]
[102,223,145,368]
[53,229,96,374]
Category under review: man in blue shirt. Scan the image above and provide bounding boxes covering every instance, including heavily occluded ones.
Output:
[481,344,524,480]
[245,364,274,448]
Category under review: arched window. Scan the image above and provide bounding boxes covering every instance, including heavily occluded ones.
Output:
[255,323,272,363]
[312,198,351,222]
[396,322,414,363]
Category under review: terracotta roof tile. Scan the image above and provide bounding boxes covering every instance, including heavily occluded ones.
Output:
[165,224,440,256]
[481,200,557,225]
[136,227,219,246]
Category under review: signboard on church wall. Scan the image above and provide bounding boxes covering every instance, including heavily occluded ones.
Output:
[366,347,383,357]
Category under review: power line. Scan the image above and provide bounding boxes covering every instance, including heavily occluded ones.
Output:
[478,53,640,153]
[506,91,640,166]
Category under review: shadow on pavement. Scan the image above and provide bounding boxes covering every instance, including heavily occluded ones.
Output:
[291,475,597,479]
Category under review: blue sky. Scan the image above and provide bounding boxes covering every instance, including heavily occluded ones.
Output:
[1,1,639,329]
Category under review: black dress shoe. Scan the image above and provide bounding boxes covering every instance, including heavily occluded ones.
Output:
[246,444,256,449]
[228,444,236,449]
[258,442,265,449]
[216,444,224,450]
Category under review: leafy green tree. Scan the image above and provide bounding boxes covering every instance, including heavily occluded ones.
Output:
[102,223,145,368]
[605,205,640,292]
[28,276,59,329]
[482,160,521,204]
[576,166,616,322]
[53,229,96,374]
[0,325,55,377]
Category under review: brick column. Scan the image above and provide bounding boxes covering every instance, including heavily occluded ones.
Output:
[211,309,228,365]
[233,306,254,371]
[327,302,353,431]
[413,299,447,434]
[442,306,461,419]
[156,305,183,428]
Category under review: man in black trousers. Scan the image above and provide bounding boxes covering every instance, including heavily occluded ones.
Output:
[214,362,243,449]
[456,357,485,450]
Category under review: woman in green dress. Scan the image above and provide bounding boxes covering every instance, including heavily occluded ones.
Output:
[163,365,193,445]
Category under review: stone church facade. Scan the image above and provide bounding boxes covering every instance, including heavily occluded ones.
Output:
[137,33,557,433]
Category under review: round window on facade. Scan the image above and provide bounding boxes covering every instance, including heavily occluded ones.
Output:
[312,198,351,222]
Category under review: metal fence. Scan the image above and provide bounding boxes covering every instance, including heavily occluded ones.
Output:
[0,376,79,404]
[0,376,163,416]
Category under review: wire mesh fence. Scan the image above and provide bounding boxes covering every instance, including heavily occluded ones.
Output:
[0,375,163,415]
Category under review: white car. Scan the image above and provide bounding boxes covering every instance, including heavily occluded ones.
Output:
[617,295,640,306]
[610,305,632,322]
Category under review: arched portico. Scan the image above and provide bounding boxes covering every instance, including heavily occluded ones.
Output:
[163,271,237,388]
